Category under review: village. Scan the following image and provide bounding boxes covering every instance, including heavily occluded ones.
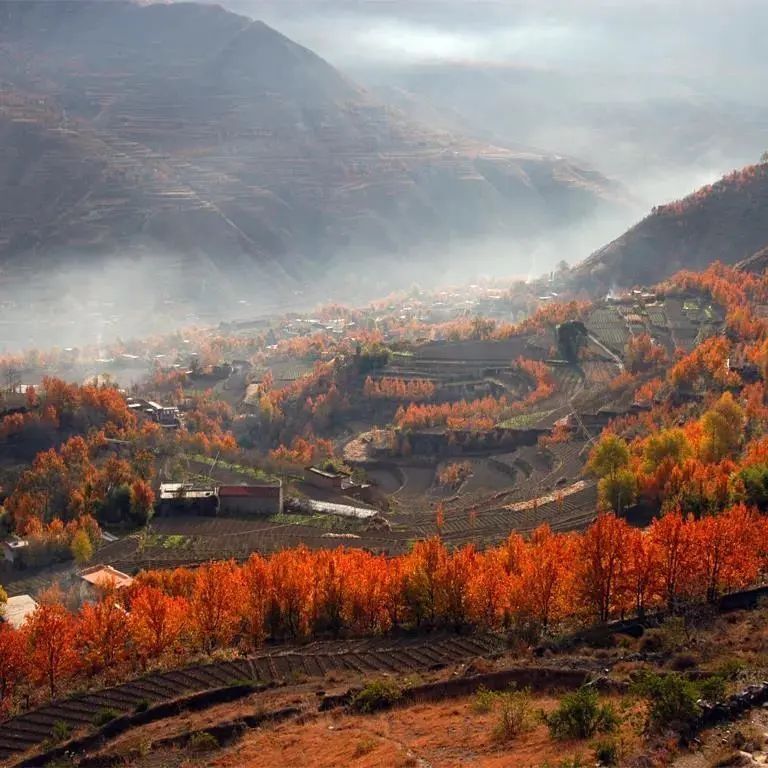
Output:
[3,261,768,767]
[0,275,731,625]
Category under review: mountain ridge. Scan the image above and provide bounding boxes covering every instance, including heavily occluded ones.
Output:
[569,162,768,292]
[0,0,626,287]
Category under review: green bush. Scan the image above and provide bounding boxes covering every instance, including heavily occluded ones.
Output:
[713,658,746,681]
[698,675,726,704]
[134,699,150,713]
[658,616,687,651]
[188,732,220,753]
[93,708,120,727]
[492,688,534,743]
[472,686,496,714]
[546,687,618,740]
[351,679,403,714]
[50,720,72,743]
[593,738,620,766]
[632,672,700,732]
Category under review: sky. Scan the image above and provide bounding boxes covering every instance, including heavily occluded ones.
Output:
[222,0,768,94]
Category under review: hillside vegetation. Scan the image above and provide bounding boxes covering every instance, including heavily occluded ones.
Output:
[572,163,768,291]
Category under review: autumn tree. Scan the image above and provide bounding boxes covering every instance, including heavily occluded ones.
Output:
[700,391,745,462]
[129,479,155,525]
[239,554,271,649]
[599,469,637,513]
[77,595,131,676]
[693,505,761,602]
[588,434,630,481]
[189,561,240,653]
[70,528,93,565]
[25,602,79,698]
[0,624,28,715]
[517,525,572,629]
[268,548,314,639]
[621,528,661,618]
[404,538,448,626]
[577,514,632,622]
[649,512,696,609]
[129,586,187,664]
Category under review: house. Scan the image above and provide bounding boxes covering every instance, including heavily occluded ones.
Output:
[146,401,181,427]
[1,594,38,628]
[218,482,283,516]
[2,536,29,565]
[158,483,218,516]
[304,466,348,490]
[79,564,134,603]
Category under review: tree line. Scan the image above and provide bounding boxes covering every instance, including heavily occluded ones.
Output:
[2,507,766,715]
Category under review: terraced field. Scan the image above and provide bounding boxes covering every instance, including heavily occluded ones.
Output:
[0,634,503,763]
[586,308,630,352]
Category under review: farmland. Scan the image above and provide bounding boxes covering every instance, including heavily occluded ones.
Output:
[0,633,503,762]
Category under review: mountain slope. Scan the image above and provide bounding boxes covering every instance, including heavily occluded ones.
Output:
[0,0,625,284]
[571,163,768,291]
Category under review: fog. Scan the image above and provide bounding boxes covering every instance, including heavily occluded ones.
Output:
[0,206,623,352]
[5,0,768,352]
[226,0,768,208]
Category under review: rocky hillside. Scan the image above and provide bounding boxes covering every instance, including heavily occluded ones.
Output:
[571,163,768,292]
[0,0,624,282]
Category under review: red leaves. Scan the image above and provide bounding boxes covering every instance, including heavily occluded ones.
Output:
[0,624,28,715]
[25,603,79,698]
[363,376,436,401]
[3,504,767,712]
[129,585,187,663]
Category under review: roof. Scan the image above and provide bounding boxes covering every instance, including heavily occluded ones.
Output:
[2,595,38,629]
[305,466,347,479]
[218,483,281,499]
[3,539,28,551]
[80,565,134,590]
[160,482,216,501]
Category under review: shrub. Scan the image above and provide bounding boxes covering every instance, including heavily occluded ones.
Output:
[698,675,726,704]
[633,672,700,733]
[638,628,664,653]
[352,737,378,757]
[472,686,496,714]
[669,652,699,671]
[492,688,534,742]
[558,757,586,768]
[713,658,746,681]
[134,699,150,713]
[50,720,72,743]
[93,708,119,727]
[658,616,687,651]
[547,687,618,740]
[593,738,620,766]
[188,732,220,753]
[351,679,403,714]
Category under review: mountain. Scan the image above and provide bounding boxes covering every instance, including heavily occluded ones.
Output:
[0,0,625,291]
[570,163,768,292]
[736,244,768,274]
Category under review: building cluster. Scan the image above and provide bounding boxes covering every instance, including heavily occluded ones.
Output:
[1,564,135,629]
[158,481,283,516]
